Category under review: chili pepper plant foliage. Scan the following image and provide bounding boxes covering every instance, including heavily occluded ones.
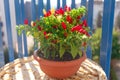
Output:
[17,6,91,61]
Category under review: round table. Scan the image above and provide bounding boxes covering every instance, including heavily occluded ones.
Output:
[0,56,107,80]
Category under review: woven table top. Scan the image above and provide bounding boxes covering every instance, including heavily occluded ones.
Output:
[0,56,107,80]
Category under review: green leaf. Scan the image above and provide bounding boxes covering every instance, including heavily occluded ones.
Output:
[26,31,30,36]
[59,43,65,58]
[44,49,49,58]
[78,51,82,57]
[16,25,19,29]
[70,43,78,58]
[51,50,56,59]
[44,45,49,58]
[17,30,22,35]
[16,25,26,35]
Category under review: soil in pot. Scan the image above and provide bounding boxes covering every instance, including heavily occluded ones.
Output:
[37,49,81,61]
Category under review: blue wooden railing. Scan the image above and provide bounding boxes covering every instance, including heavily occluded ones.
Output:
[0,20,5,66]
[100,0,115,79]
[0,0,115,79]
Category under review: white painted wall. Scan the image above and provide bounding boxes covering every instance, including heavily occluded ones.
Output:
[9,0,17,48]
[0,0,8,48]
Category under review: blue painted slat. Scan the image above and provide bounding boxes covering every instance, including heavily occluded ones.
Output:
[86,0,94,59]
[62,0,66,8]
[4,0,15,62]
[23,32,28,57]
[21,0,25,20]
[46,0,51,11]
[21,0,28,57]
[100,0,115,79]
[0,22,5,67]
[31,0,38,50]
[0,22,2,27]
[14,0,23,58]
[57,0,60,9]
[81,0,87,20]
[87,0,94,31]
[81,0,87,7]
[71,0,75,8]
[31,0,37,21]
[38,0,44,17]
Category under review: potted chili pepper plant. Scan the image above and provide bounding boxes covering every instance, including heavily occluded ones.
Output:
[16,6,91,79]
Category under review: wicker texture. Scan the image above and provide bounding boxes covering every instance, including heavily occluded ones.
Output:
[0,56,107,80]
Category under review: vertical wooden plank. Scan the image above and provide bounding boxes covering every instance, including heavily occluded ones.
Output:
[31,0,38,50]
[81,0,87,7]
[71,0,75,8]
[31,0,37,21]
[62,0,66,8]
[100,0,115,79]
[14,0,23,58]
[81,0,87,20]
[57,0,60,9]
[21,0,28,57]
[86,0,94,58]
[0,21,5,67]
[3,0,15,61]
[47,0,51,11]
[38,0,44,17]
[87,0,94,31]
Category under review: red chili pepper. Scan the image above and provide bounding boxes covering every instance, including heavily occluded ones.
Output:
[64,32,67,37]
[82,42,87,47]
[44,10,51,17]
[71,25,82,32]
[77,16,81,20]
[33,22,36,26]
[44,31,47,35]
[61,22,67,30]
[37,26,42,31]
[64,6,71,11]
[24,19,28,25]
[52,26,57,29]
[66,15,73,24]
[82,20,88,27]
[55,8,64,15]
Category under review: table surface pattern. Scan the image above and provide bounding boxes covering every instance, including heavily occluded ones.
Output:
[0,56,107,80]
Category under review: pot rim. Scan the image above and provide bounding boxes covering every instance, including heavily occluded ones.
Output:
[33,50,86,63]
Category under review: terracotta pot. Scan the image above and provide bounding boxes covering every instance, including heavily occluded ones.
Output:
[33,50,86,79]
